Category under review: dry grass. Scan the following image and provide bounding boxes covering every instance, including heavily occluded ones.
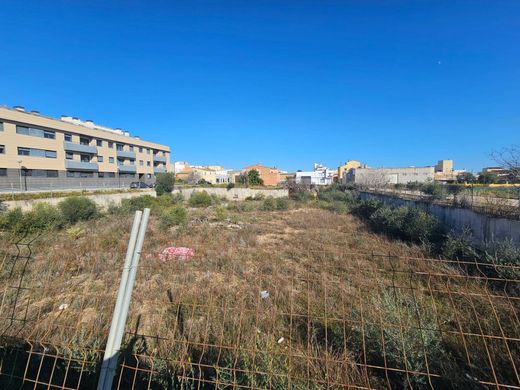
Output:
[1,204,519,389]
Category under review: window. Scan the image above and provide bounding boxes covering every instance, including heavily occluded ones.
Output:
[146,148,150,154]
[97,156,104,162]
[66,152,73,160]
[0,168,6,176]
[96,139,103,147]
[80,154,90,163]
[119,173,135,178]
[46,170,58,178]
[16,125,55,139]
[108,141,113,148]
[109,157,114,163]
[80,136,91,146]
[139,160,144,166]
[18,147,57,157]
[0,122,3,131]
[67,171,94,178]
[147,161,151,167]
[44,130,55,139]
[129,145,134,151]
[117,159,125,166]
[116,143,124,151]
[139,147,143,153]
[18,147,30,156]
[0,145,4,154]
[64,133,72,142]
[98,172,105,178]
[108,172,115,178]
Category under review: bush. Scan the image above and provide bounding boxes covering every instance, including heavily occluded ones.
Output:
[189,191,213,208]
[215,205,228,221]
[484,239,520,279]
[422,182,445,200]
[354,289,449,388]
[0,207,24,232]
[226,183,235,190]
[160,205,187,227]
[155,173,175,196]
[226,201,258,212]
[261,197,276,211]
[59,196,98,224]
[26,203,64,231]
[275,197,290,210]
[121,195,156,212]
[442,228,478,260]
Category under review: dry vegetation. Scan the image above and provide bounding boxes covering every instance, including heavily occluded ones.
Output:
[1,198,519,389]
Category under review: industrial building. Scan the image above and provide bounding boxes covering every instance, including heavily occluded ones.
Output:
[0,106,171,191]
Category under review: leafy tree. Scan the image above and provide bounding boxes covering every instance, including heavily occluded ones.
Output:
[477,171,498,184]
[155,173,175,196]
[247,169,264,186]
[456,172,476,184]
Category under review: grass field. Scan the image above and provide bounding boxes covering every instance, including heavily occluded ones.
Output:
[1,198,519,389]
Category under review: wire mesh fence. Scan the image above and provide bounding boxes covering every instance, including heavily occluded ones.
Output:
[1,232,519,389]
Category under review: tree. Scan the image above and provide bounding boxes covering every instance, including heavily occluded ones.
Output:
[477,171,498,184]
[247,169,264,186]
[491,145,520,183]
[457,172,476,184]
[155,172,175,196]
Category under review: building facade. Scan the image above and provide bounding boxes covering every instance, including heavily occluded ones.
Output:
[338,160,362,182]
[295,164,335,186]
[346,166,435,186]
[0,106,171,191]
[243,164,281,186]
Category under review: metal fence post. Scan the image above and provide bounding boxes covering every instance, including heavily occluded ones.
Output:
[97,208,151,390]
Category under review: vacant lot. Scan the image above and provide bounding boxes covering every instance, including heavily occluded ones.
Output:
[1,199,519,389]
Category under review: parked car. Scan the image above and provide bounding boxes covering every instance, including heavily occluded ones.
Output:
[130,181,150,189]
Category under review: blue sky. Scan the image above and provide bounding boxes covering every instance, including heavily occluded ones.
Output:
[0,1,518,173]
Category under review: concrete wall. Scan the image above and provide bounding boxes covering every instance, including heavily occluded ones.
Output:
[3,190,154,212]
[174,187,288,201]
[360,191,520,246]
[2,188,289,211]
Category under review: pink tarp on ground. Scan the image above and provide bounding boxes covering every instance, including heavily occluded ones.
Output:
[159,247,195,262]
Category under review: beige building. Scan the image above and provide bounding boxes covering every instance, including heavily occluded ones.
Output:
[0,106,171,191]
[338,160,362,182]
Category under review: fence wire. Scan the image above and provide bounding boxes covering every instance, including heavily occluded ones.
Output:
[0,233,519,389]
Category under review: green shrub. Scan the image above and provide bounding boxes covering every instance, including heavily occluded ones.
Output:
[484,239,520,279]
[188,191,213,208]
[226,201,258,212]
[422,182,445,200]
[0,203,64,233]
[160,205,187,227]
[226,183,235,190]
[442,228,478,260]
[215,205,228,221]
[261,197,276,211]
[292,190,314,202]
[121,195,156,212]
[0,207,24,231]
[354,199,383,219]
[58,196,98,224]
[354,289,448,387]
[155,173,175,196]
[26,203,64,231]
[275,197,290,210]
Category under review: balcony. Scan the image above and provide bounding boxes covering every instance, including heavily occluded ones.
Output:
[64,141,98,154]
[118,165,137,173]
[65,160,99,171]
[154,166,167,174]
[153,155,167,163]
[117,150,136,159]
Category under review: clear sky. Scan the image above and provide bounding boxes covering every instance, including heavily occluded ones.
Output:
[0,1,518,173]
